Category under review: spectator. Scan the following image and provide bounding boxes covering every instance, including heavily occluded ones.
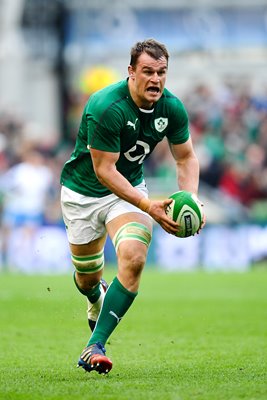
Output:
[0,147,54,269]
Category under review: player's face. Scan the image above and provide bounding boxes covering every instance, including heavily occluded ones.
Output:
[128,52,168,109]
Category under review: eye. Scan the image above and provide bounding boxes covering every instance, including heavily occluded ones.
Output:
[143,70,153,76]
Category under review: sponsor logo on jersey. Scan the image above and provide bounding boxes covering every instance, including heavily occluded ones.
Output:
[124,140,150,164]
[154,117,168,132]
[127,118,138,130]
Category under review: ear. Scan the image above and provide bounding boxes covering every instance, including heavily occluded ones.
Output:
[128,65,135,79]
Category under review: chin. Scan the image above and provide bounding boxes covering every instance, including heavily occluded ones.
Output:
[145,94,161,104]
[149,96,161,104]
[140,101,154,109]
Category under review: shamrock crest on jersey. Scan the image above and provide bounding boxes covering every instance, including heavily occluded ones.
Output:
[154,117,168,132]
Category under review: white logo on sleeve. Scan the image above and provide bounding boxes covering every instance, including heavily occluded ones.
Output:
[154,117,168,132]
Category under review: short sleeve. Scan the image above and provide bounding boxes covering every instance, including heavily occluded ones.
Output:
[86,104,123,152]
[166,99,190,144]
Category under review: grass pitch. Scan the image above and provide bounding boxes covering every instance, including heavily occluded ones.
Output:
[0,267,267,400]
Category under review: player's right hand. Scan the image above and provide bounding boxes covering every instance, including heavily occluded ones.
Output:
[147,198,180,235]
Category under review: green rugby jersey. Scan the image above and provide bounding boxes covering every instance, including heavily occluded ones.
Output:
[60,79,190,197]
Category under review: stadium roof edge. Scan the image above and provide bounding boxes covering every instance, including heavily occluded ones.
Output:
[64,0,267,10]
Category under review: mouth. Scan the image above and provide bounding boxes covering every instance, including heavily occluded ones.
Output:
[146,87,160,94]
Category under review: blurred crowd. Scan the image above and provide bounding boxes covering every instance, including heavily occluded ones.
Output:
[147,80,267,217]
[0,79,267,241]
[0,113,64,265]
[0,113,67,226]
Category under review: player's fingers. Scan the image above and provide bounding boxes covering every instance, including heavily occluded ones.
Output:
[197,214,206,234]
[162,217,180,235]
[163,198,173,210]
[201,214,206,228]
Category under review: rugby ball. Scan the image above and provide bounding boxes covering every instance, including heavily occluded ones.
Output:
[166,191,203,238]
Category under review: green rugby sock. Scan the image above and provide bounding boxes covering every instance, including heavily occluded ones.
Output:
[73,272,101,303]
[88,277,137,346]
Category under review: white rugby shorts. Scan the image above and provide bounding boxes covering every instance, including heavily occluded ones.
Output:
[60,181,150,244]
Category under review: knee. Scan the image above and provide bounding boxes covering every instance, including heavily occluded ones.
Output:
[117,245,147,291]
[119,244,147,276]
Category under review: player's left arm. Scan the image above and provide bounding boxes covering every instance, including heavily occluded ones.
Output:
[169,136,199,195]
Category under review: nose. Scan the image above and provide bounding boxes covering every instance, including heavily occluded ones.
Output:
[151,72,160,83]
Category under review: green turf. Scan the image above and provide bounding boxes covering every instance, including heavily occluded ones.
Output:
[0,267,267,400]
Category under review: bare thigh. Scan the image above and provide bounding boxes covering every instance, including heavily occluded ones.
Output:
[106,212,153,291]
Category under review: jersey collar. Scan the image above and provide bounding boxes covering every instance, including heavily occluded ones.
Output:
[139,107,154,113]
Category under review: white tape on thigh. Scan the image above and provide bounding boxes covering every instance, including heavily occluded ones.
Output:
[112,222,152,253]
[71,250,104,274]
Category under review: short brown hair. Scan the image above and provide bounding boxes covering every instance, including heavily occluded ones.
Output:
[130,39,169,68]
